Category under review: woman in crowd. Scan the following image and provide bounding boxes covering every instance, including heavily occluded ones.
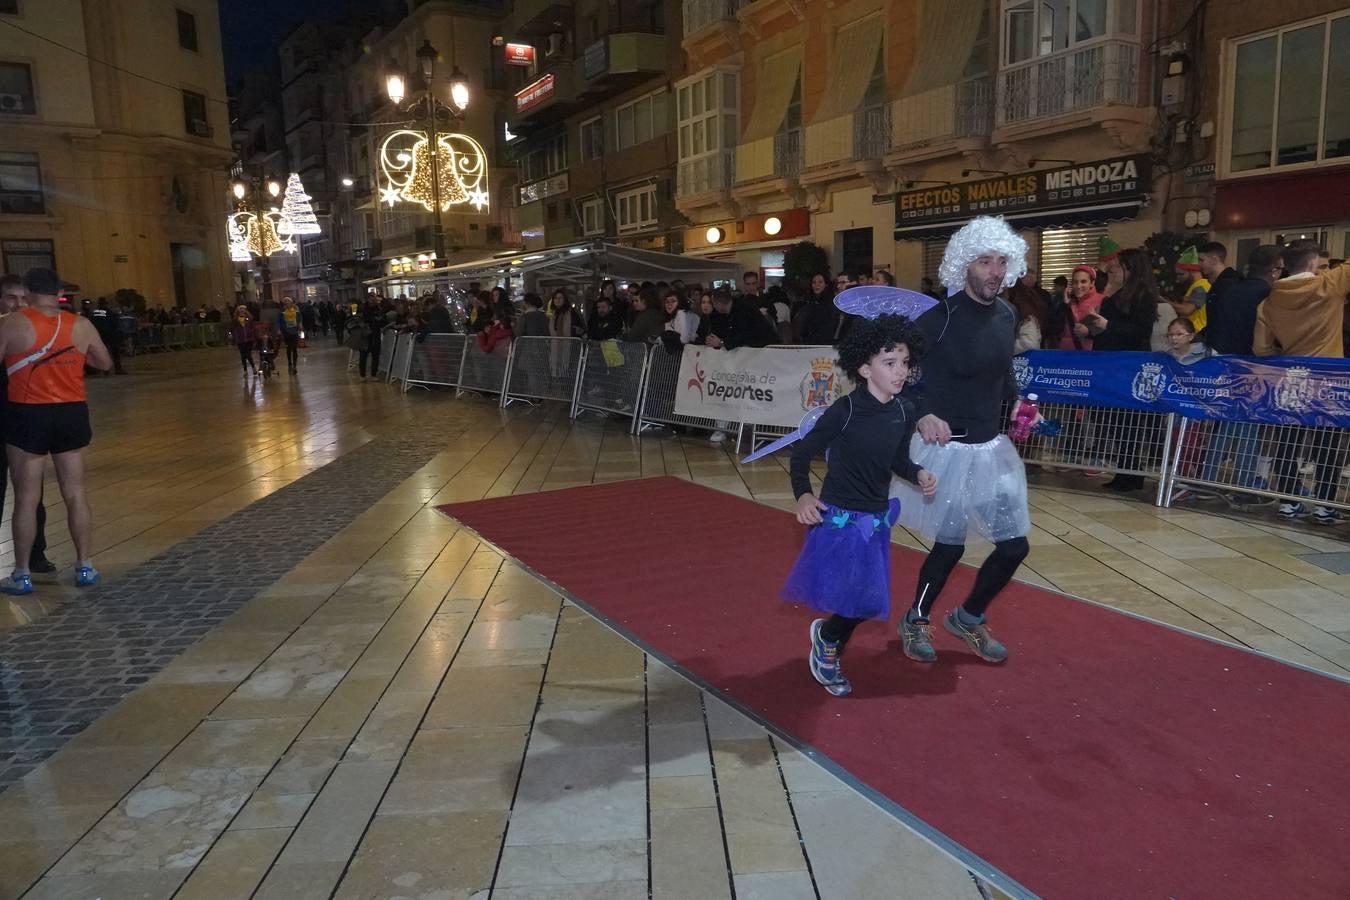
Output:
[466,291,492,333]
[1061,264,1103,350]
[663,292,700,345]
[760,285,793,344]
[1006,278,1046,354]
[549,289,582,338]
[796,272,839,345]
[1083,248,1160,492]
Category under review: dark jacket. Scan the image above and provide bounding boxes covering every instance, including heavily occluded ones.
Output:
[1091,291,1156,352]
[587,313,625,341]
[624,308,666,344]
[797,293,840,345]
[516,308,549,338]
[1205,277,1269,356]
[705,299,777,349]
[1207,268,1244,306]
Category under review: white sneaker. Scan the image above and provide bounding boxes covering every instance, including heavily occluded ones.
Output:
[708,430,727,444]
[1279,501,1308,519]
[1313,506,1343,526]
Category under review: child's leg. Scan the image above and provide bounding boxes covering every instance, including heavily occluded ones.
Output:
[909,542,966,622]
[819,615,866,647]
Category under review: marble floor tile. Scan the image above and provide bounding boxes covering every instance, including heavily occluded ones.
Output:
[174,827,291,900]
[334,810,507,899]
[495,838,647,887]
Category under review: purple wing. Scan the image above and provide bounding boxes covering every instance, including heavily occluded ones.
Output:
[740,405,829,464]
[834,286,940,321]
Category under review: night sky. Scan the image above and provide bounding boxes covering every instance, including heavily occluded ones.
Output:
[219,0,361,82]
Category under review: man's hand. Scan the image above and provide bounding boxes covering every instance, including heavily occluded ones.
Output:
[917,414,951,445]
[796,493,827,525]
[1072,322,1090,338]
[705,333,724,349]
[917,469,938,497]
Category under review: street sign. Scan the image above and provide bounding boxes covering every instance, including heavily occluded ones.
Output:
[505,43,535,67]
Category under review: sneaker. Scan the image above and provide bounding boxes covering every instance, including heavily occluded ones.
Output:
[942,609,1008,663]
[899,618,937,662]
[1169,487,1194,504]
[1312,506,1343,526]
[0,573,33,595]
[1278,501,1308,519]
[29,556,56,575]
[808,619,852,696]
[708,430,727,444]
[75,565,101,588]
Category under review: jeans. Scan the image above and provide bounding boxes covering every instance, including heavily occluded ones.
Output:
[1199,420,1260,487]
[1272,427,1345,503]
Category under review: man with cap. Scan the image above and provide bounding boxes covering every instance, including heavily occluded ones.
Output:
[890,216,1033,665]
[1171,246,1211,330]
[1097,236,1124,295]
[0,267,112,595]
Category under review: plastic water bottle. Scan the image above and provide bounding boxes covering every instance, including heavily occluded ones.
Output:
[1009,394,1039,442]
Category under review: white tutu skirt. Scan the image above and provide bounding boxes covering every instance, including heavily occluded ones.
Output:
[890,434,1031,545]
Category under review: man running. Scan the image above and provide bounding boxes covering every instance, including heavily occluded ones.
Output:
[890,216,1033,664]
[0,268,111,594]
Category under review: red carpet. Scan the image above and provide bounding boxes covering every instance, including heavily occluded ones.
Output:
[439,477,1350,899]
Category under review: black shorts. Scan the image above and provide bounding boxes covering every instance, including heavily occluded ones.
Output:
[6,402,92,455]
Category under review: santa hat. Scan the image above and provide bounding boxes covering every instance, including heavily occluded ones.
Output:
[1176,246,1202,271]
[1097,236,1122,262]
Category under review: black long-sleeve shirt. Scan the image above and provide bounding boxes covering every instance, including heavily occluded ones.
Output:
[1091,292,1156,352]
[912,292,1017,444]
[790,388,921,513]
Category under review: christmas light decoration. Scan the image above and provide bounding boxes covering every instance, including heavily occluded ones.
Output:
[226,209,296,261]
[279,173,321,234]
[378,129,489,213]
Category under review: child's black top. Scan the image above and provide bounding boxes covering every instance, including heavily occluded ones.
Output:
[789,387,921,513]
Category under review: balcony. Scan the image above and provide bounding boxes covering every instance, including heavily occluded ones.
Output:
[579,32,667,96]
[996,39,1141,128]
[773,128,803,178]
[804,104,891,172]
[678,150,734,197]
[683,0,744,38]
[888,77,992,159]
[508,0,574,36]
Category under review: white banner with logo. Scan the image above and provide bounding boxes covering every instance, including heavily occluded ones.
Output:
[673,345,846,427]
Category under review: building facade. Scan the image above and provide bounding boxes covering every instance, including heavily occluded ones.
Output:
[502,0,687,268]
[0,0,234,307]
[676,0,1169,288]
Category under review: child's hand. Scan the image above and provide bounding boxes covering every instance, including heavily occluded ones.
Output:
[796,493,827,525]
[917,469,938,497]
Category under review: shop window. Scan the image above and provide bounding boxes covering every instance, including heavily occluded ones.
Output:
[1,238,54,276]
[615,184,657,234]
[1227,12,1350,175]
[177,9,198,52]
[579,116,604,162]
[0,62,36,115]
[0,151,44,214]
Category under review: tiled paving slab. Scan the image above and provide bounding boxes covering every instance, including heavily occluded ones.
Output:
[0,430,459,788]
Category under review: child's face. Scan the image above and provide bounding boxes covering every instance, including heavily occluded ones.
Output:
[858,343,911,401]
[1167,324,1193,351]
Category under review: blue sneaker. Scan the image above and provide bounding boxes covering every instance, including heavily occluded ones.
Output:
[809,619,852,697]
[75,565,101,588]
[0,573,34,595]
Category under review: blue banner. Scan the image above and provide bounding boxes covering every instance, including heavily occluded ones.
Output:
[1015,350,1350,428]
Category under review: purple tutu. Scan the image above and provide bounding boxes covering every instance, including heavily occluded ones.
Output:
[781,499,899,620]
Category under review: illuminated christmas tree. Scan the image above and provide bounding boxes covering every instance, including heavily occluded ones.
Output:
[279,172,321,235]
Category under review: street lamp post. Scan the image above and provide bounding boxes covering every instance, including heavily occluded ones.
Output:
[385,40,470,265]
[231,174,282,301]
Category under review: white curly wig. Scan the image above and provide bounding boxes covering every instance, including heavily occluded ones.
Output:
[937,216,1029,292]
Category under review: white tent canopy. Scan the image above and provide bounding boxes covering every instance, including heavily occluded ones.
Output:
[363,241,739,289]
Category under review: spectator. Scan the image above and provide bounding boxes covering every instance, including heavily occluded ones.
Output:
[476,304,513,353]
[796,273,839,345]
[1083,248,1159,492]
[760,285,793,343]
[873,270,896,286]
[1043,273,1069,347]
[624,286,666,344]
[586,295,625,341]
[1171,246,1210,329]
[466,291,492,333]
[1199,241,1244,306]
[0,274,54,577]
[89,297,125,375]
[740,270,761,298]
[1255,239,1350,521]
[230,304,257,376]
[834,273,852,293]
[516,293,549,337]
[598,279,625,323]
[1164,317,1210,364]
[419,296,453,337]
[663,292,700,345]
[702,288,776,351]
[920,276,944,301]
[343,303,372,380]
[1098,236,1124,295]
[1006,279,1045,354]
[549,290,583,338]
[1063,265,1104,350]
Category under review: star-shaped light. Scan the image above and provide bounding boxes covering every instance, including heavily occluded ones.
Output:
[380,185,402,207]
[468,189,489,210]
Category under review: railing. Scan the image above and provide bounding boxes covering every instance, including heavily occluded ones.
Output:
[773,127,803,178]
[404,333,469,390]
[388,332,413,385]
[891,76,992,151]
[502,336,584,408]
[575,340,650,429]
[997,39,1140,127]
[683,0,744,37]
[804,105,891,169]
[636,342,725,433]
[677,150,735,197]
[853,104,890,160]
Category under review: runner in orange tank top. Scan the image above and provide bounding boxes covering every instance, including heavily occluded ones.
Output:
[0,268,111,595]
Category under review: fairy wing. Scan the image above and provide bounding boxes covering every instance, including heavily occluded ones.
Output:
[740,405,829,464]
[834,286,940,321]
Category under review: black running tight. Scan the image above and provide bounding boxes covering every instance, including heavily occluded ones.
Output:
[819,614,866,646]
[912,537,1029,621]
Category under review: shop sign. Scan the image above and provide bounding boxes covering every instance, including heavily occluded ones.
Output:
[583,39,609,80]
[1184,162,1216,182]
[515,74,555,113]
[518,172,569,205]
[505,43,535,67]
[895,154,1152,231]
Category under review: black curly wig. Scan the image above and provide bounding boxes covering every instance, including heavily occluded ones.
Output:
[835,314,925,380]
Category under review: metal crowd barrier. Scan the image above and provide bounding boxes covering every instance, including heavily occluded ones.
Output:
[376,328,398,377]
[635,342,725,435]
[458,339,512,399]
[501,336,584,409]
[574,340,650,432]
[405,333,469,390]
[388,332,413,385]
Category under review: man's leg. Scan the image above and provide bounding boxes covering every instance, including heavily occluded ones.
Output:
[51,449,94,566]
[6,445,45,573]
[961,537,1031,618]
[32,487,48,565]
[909,542,966,621]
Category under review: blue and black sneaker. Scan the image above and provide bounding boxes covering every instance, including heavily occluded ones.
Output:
[75,565,101,588]
[0,573,34,595]
[809,619,852,697]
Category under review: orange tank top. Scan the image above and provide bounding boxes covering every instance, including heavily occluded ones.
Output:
[5,308,87,404]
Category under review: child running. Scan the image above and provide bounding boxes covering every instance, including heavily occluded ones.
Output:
[784,314,937,696]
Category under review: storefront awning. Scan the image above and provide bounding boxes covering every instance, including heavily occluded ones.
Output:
[894,199,1146,241]
[362,241,739,288]
[1214,165,1350,231]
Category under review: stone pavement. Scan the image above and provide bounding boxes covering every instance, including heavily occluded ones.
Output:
[0,345,1347,899]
